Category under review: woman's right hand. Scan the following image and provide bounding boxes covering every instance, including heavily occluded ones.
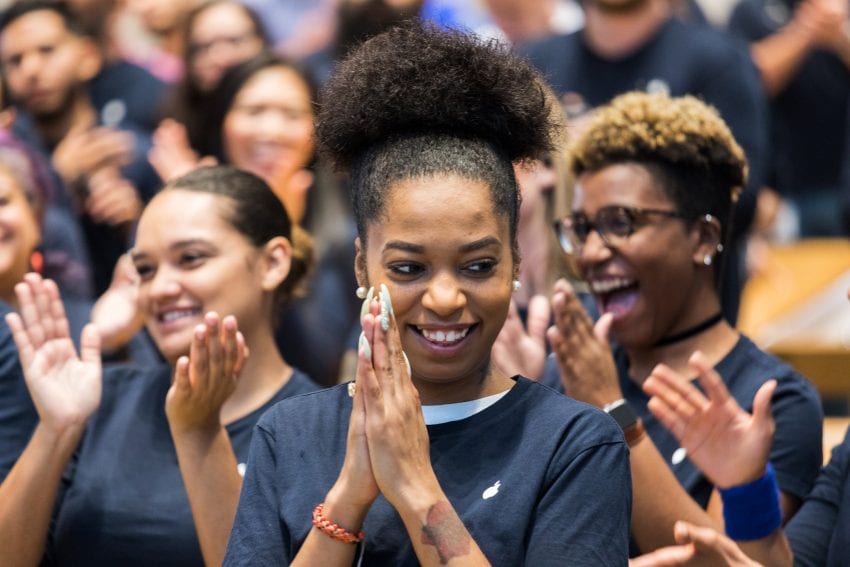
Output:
[643,352,776,488]
[6,273,102,434]
[325,298,380,518]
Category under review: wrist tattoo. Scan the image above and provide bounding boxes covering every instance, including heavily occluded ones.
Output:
[420,501,471,565]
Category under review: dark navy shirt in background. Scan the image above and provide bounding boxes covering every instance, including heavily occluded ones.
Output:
[224,377,632,566]
[44,364,317,566]
[542,335,823,506]
[787,427,850,567]
[0,300,35,483]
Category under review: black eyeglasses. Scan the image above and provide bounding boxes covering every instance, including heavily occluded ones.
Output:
[553,205,687,254]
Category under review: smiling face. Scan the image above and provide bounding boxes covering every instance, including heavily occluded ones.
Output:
[0,165,39,300]
[574,162,701,347]
[222,66,314,187]
[132,189,272,363]
[359,174,515,396]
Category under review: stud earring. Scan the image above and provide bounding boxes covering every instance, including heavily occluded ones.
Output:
[716,243,724,253]
[512,280,522,292]
[703,255,713,267]
[355,286,368,299]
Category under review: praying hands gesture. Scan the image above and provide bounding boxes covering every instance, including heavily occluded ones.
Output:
[295,285,490,566]
[642,352,776,489]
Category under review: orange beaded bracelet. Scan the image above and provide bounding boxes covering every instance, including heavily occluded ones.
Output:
[312,503,365,544]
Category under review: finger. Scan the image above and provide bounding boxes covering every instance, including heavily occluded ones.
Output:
[752,379,777,431]
[233,331,247,377]
[221,315,239,378]
[15,279,47,348]
[689,351,734,407]
[593,312,614,344]
[6,312,35,369]
[204,312,223,389]
[526,294,551,343]
[646,395,689,442]
[372,285,401,398]
[644,364,709,412]
[189,324,208,390]
[360,314,383,418]
[628,545,696,567]
[79,323,101,367]
[43,279,70,340]
[500,299,522,342]
[27,273,56,340]
[173,355,191,394]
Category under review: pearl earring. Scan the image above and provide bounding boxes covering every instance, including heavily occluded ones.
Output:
[703,255,712,267]
[355,286,368,299]
[512,280,522,292]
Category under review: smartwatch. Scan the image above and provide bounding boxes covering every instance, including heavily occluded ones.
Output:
[603,399,646,447]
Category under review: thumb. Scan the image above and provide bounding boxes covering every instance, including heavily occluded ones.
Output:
[752,379,777,431]
[594,312,614,343]
[197,155,218,168]
[79,323,102,367]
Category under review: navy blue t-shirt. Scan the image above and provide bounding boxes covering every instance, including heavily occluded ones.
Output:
[729,0,850,197]
[89,59,168,133]
[787,426,850,566]
[0,300,36,483]
[224,377,631,566]
[542,335,823,506]
[44,364,318,566]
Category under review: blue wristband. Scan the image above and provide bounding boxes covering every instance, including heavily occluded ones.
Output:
[719,463,782,541]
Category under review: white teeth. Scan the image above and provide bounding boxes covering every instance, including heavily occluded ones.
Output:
[591,278,635,294]
[160,309,199,323]
[419,327,470,344]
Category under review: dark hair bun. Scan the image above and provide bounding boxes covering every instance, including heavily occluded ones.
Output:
[317,24,559,170]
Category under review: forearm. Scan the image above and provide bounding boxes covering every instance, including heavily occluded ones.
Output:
[738,530,793,567]
[0,423,82,567]
[171,425,242,567]
[751,22,816,95]
[291,484,370,567]
[630,436,721,553]
[396,484,490,566]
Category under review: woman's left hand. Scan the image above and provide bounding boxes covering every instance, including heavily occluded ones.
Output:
[491,295,550,380]
[629,522,763,567]
[165,312,247,433]
[360,285,442,508]
[546,278,622,408]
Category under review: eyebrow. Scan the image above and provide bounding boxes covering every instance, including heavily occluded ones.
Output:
[130,239,215,262]
[383,236,502,254]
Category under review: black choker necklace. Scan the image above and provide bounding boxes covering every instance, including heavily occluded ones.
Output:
[653,312,724,348]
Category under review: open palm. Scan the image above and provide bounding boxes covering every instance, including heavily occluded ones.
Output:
[7,274,101,433]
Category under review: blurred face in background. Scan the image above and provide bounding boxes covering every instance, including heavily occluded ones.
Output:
[0,10,99,119]
[126,0,195,37]
[222,65,314,193]
[188,2,265,93]
[0,164,40,297]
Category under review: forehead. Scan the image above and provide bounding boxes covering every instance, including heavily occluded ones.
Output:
[573,162,672,211]
[191,3,254,38]
[233,67,311,106]
[1,10,69,49]
[368,174,509,246]
[135,190,238,246]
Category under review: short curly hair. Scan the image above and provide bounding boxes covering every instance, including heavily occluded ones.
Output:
[316,24,561,258]
[569,92,747,240]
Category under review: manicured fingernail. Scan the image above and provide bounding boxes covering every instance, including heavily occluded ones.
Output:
[347,381,356,398]
[402,350,411,376]
[358,331,371,360]
[380,283,392,331]
[360,286,374,322]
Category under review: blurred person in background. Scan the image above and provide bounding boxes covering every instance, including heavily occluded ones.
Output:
[522,0,769,324]
[729,0,850,238]
[122,0,198,83]
[1,0,160,298]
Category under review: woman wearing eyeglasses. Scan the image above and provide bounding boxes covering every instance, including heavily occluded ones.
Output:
[544,92,823,556]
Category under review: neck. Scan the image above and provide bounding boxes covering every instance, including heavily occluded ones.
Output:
[219,327,291,424]
[583,0,671,59]
[413,360,514,406]
[161,27,185,57]
[37,93,95,148]
[625,299,739,385]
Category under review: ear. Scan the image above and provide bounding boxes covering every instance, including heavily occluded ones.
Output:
[260,236,292,292]
[354,237,368,288]
[690,214,723,267]
[75,37,103,82]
